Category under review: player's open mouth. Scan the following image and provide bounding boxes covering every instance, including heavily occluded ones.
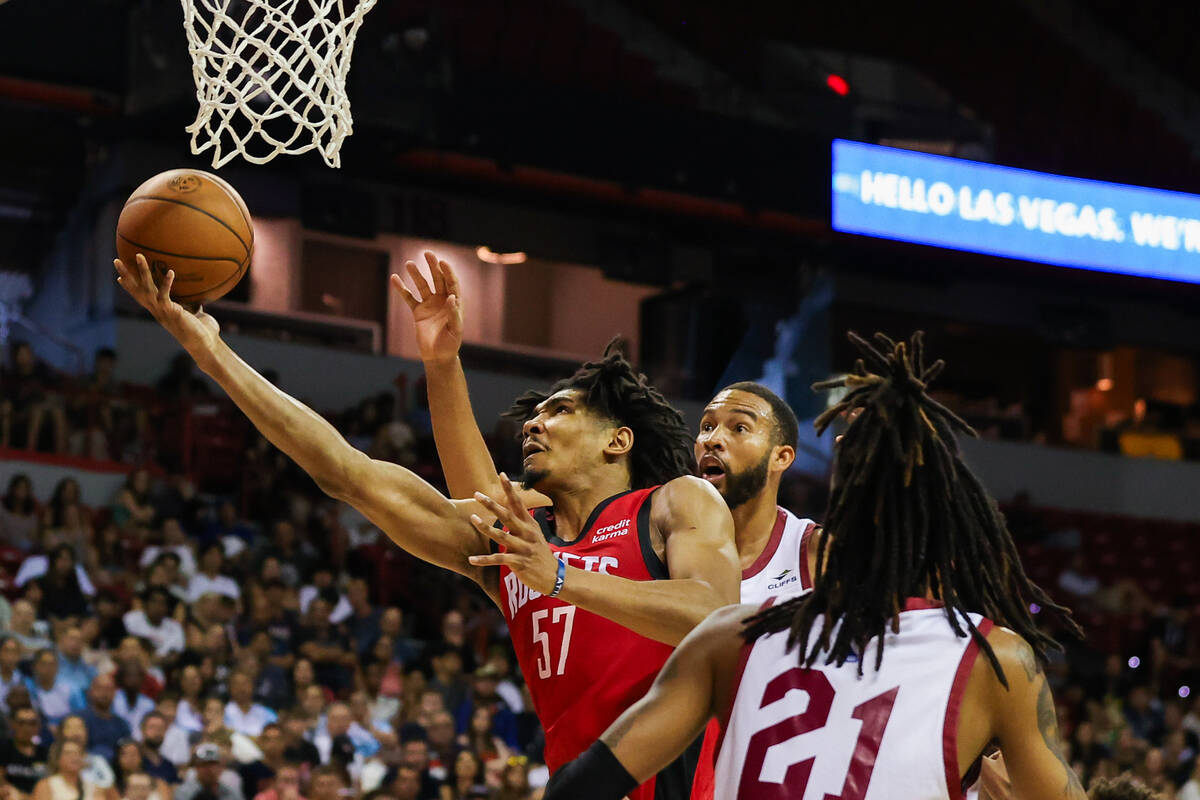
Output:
[522,441,546,461]
[698,455,726,485]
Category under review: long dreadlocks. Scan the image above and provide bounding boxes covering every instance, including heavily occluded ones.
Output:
[503,341,696,489]
[743,331,1079,687]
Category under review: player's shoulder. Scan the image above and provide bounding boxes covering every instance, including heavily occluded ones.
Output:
[981,624,1040,682]
[653,474,725,509]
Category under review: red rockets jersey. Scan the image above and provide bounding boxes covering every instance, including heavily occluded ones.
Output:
[498,487,697,800]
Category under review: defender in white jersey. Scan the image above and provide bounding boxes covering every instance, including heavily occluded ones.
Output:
[544,332,1085,800]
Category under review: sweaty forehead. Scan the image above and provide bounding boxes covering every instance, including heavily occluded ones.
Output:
[703,389,773,421]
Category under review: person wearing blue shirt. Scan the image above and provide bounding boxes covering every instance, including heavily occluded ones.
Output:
[24,648,85,726]
[55,626,97,696]
[79,672,131,763]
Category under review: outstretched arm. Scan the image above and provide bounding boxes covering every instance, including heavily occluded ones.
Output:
[544,605,748,799]
[114,255,494,589]
[988,628,1086,800]
[469,474,739,645]
[395,252,550,508]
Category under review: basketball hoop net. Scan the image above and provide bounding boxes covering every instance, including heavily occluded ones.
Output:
[180,0,377,169]
[0,272,32,348]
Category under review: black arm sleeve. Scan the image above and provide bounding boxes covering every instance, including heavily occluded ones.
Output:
[543,740,639,800]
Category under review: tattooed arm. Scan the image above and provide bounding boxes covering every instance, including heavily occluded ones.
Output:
[987,627,1087,800]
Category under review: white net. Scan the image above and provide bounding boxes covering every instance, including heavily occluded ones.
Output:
[181,0,377,169]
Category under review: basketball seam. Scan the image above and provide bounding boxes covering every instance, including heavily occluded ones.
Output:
[123,196,252,256]
[116,233,244,264]
[171,254,250,302]
[204,173,255,248]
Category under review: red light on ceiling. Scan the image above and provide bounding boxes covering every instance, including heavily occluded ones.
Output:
[826,73,850,96]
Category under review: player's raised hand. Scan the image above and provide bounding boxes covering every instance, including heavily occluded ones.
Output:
[114,254,220,356]
[393,251,464,364]
[467,473,560,595]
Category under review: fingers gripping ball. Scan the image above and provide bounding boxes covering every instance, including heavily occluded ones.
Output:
[115,170,253,305]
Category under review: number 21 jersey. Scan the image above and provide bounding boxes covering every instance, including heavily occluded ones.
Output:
[715,600,994,800]
[499,487,694,799]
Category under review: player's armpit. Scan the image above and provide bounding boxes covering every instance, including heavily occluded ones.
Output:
[986,627,1086,800]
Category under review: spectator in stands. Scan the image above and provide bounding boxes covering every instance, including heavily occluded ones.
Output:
[298,568,348,625]
[439,750,484,800]
[139,520,197,584]
[255,523,313,590]
[67,348,126,462]
[358,660,398,733]
[0,706,49,798]
[203,502,255,555]
[90,594,127,654]
[296,600,353,694]
[425,647,466,716]
[223,671,276,738]
[344,579,380,658]
[80,674,130,765]
[1150,597,1198,685]
[0,476,39,554]
[305,767,342,800]
[396,730,438,800]
[187,545,240,604]
[1,341,66,454]
[494,757,531,800]
[31,739,116,800]
[113,740,170,800]
[151,478,201,545]
[119,772,154,800]
[122,589,184,665]
[249,763,302,800]
[135,713,178,787]
[87,526,131,593]
[25,650,84,727]
[458,705,510,766]
[313,702,365,779]
[347,692,393,752]
[377,609,421,668]
[454,666,517,752]
[112,471,155,531]
[174,743,242,800]
[0,637,25,712]
[390,766,420,800]
[59,714,116,790]
[8,605,48,659]
[235,721,286,799]
[111,662,155,735]
[1127,685,1167,744]
[278,713,318,774]
[55,629,96,697]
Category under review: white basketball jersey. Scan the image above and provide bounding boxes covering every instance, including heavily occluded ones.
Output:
[740,509,817,605]
[714,601,993,800]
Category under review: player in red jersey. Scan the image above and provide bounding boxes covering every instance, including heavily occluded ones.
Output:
[114,252,739,800]
[544,332,1085,800]
[399,254,821,797]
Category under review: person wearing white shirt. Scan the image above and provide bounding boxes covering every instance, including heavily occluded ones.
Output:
[223,671,276,737]
[186,544,240,604]
[298,566,351,625]
[112,663,156,736]
[122,588,185,661]
[138,519,198,579]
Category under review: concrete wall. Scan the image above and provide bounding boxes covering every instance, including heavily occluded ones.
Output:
[960,437,1200,522]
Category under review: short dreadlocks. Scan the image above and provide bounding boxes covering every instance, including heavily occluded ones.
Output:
[743,331,1078,687]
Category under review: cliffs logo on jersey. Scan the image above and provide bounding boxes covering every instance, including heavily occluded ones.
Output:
[593,518,631,542]
[767,568,799,591]
[504,553,620,617]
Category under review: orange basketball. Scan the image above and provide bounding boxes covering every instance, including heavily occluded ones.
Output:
[115,169,253,305]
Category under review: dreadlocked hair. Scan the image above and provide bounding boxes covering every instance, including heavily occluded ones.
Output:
[742,331,1079,688]
[503,339,696,489]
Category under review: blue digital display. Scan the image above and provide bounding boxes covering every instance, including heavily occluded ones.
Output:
[832,139,1200,284]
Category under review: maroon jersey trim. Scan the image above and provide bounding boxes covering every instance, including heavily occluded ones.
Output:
[740,509,788,581]
[797,520,817,590]
[714,597,777,763]
[942,617,995,800]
